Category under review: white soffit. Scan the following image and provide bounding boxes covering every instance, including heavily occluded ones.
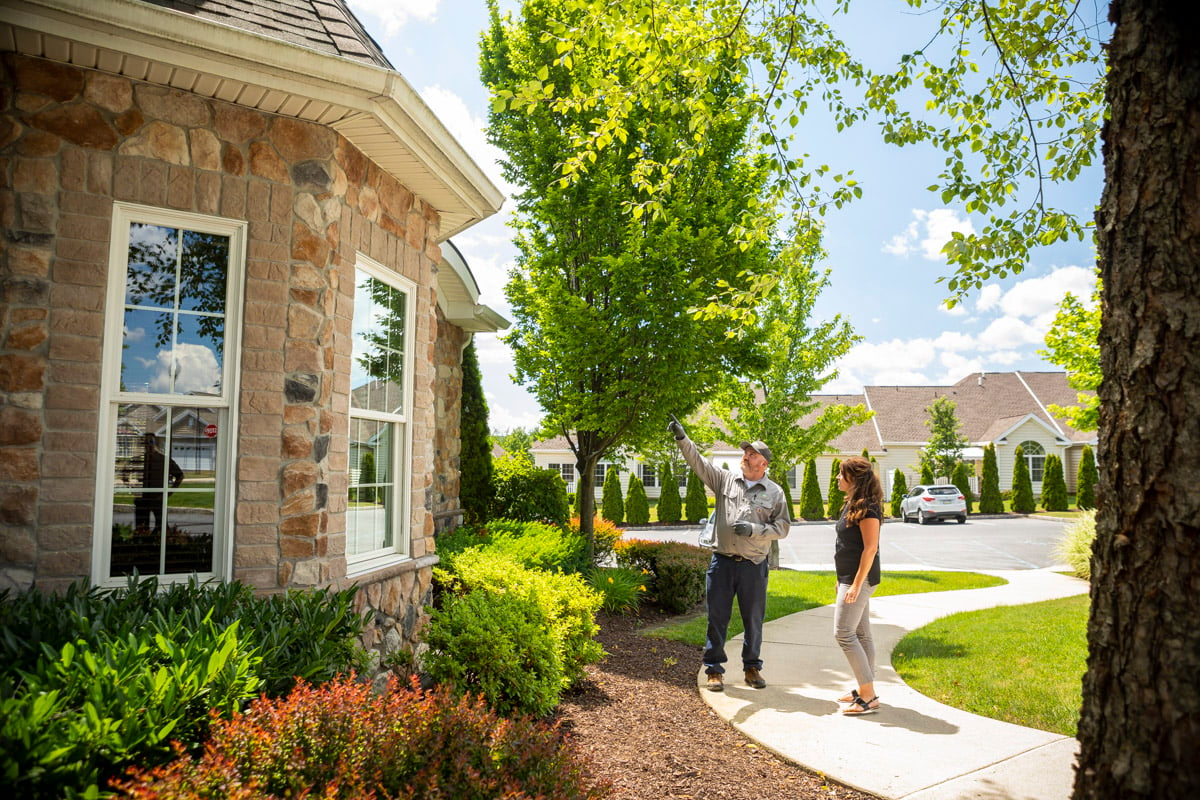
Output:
[0,0,504,240]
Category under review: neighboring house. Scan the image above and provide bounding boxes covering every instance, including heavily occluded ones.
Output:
[0,0,508,661]
[533,371,1096,505]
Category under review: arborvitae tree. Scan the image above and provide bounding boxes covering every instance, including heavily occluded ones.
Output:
[978,443,1004,513]
[358,451,377,504]
[684,470,709,523]
[779,467,795,517]
[459,339,493,523]
[657,462,682,523]
[1076,444,1097,510]
[826,458,845,518]
[601,466,624,524]
[920,461,935,485]
[1041,453,1068,511]
[625,472,650,525]
[951,461,974,514]
[861,448,870,459]
[799,458,825,520]
[889,469,908,518]
[1011,445,1036,514]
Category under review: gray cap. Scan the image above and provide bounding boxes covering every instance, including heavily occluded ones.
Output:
[740,440,773,463]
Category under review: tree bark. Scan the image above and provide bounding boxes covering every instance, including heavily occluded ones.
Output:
[1074,2,1200,797]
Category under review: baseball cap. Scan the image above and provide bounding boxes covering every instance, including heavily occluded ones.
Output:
[740,440,773,463]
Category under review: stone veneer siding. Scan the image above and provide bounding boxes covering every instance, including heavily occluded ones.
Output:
[431,312,468,535]
[0,52,464,659]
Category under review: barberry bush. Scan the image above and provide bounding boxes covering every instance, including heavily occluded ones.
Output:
[111,675,612,800]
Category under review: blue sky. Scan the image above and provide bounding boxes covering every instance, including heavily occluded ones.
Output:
[348,0,1103,433]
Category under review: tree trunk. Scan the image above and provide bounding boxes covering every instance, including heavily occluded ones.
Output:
[1074,2,1200,797]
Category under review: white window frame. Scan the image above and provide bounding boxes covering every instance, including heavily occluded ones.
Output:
[639,463,658,488]
[1019,440,1047,483]
[549,462,576,491]
[93,203,245,586]
[346,254,416,576]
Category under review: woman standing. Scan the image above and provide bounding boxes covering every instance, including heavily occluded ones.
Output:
[833,456,884,715]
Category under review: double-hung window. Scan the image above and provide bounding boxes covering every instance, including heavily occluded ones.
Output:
[549,462,576,491]
[97,204,244,585]
[639,463,658,488]
[346,256,415,573]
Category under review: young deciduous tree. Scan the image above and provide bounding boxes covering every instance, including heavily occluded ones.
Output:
[920,396,968,481]
[1076,444,1097,511]
[1041,278,1101,432]
[1010,445,1035,514]
[482,0,773,550]
[656,462,682,524]
[459,340,494,524]
[977,443,1004,514]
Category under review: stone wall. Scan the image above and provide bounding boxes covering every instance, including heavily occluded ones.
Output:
[0,52,454,657]
[431,310,468,535]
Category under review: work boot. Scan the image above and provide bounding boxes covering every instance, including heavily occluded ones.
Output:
[706,672,724,692]
[744,667,766,689]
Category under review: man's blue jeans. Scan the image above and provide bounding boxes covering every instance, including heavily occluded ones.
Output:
[703,553,769,674]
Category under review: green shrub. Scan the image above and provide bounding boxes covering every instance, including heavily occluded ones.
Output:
[613,539,709,614]
[1011,445,1036,513]
[920,460,935,484]
[799,458,825,520]
[656,463,682,524]
[435,519,589,575]
[826,458,845,518]
[889,469,908,518]
[1041,453,1069,511]
[978,443,1004,513]
[572,515,623,568]
[445,550,603,688]
[600,466,624,524]
[423,589,564,718]
[492,454,570,525]
[587,567,648,614]
[112,675,612,800]
[1076,444,1098,510]
[684,470,708,523]
[625,473,650,525]
[0,578,367,800]
[1056,510,1097,580]
[951,461,974,514]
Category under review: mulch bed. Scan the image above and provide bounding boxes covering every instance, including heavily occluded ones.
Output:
[553,608,878,799]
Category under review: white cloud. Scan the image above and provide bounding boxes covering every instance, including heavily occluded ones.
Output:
[419,85,515,197]
[999,265,1094,320]
[935,351,985,384]
[976,316,1045,350]
[882,209,976,261]
[940,300,967,316]
[347,0,438,36]
[150,343,221,394]
[976,283,1002,312]
[931,331,976,352]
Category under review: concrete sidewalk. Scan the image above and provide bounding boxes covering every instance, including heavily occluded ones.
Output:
[697,568,1089,799]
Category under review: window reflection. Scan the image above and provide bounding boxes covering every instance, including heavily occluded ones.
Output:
[351,274,407,415]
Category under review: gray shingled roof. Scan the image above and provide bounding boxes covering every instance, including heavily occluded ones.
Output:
[141,0,393,68]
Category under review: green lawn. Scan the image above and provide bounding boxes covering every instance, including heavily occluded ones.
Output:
[893,594,1089,735]
[645,570,1006,645]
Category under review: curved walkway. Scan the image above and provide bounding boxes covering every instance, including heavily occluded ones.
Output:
[698,568,1089,799]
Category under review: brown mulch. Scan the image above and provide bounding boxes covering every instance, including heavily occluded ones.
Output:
[554,609,878,800]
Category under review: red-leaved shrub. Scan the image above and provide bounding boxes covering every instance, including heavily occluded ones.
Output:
[111,675,610,800]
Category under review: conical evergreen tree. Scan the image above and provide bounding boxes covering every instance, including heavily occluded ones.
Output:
[1076,444,1097,510]
[685,470,709,523]
[657,462,682,523]
[778,465,795,518]
[1011,445,1036,513]
[978,443,1004,513]
[601,466,624,524]
[951,461,974,514]
[826,458,845,518]
[1041,453,1068,511]
[889,469,908,518]
[799,458,825,520]
[459,339,493,523]
[920,461,935,484]
[625,472,650,524]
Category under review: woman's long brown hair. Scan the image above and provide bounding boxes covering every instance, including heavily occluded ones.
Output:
[840,456,884,524]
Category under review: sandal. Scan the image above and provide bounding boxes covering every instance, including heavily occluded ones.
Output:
[843,695,880,715]
[838,689,859,703]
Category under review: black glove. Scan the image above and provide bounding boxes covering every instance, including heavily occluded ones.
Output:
[733,521,753,536]
[668,414,686,440]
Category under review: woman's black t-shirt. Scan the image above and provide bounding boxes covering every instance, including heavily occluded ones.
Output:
[834,503,882,586]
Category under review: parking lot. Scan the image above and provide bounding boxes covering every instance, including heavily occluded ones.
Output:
[622,515,1074,571]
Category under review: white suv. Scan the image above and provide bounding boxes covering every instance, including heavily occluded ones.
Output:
[900,484,967,524]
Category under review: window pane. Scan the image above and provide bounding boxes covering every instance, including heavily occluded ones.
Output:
[121,308,174,393]
[179,230,229,312]
[352,274,407,416]
[125,223,177,308]
[348,418,394,556]
[176,314,224,395]
[110,404,216,577]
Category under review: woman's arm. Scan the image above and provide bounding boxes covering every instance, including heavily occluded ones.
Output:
[845,515,880,604]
